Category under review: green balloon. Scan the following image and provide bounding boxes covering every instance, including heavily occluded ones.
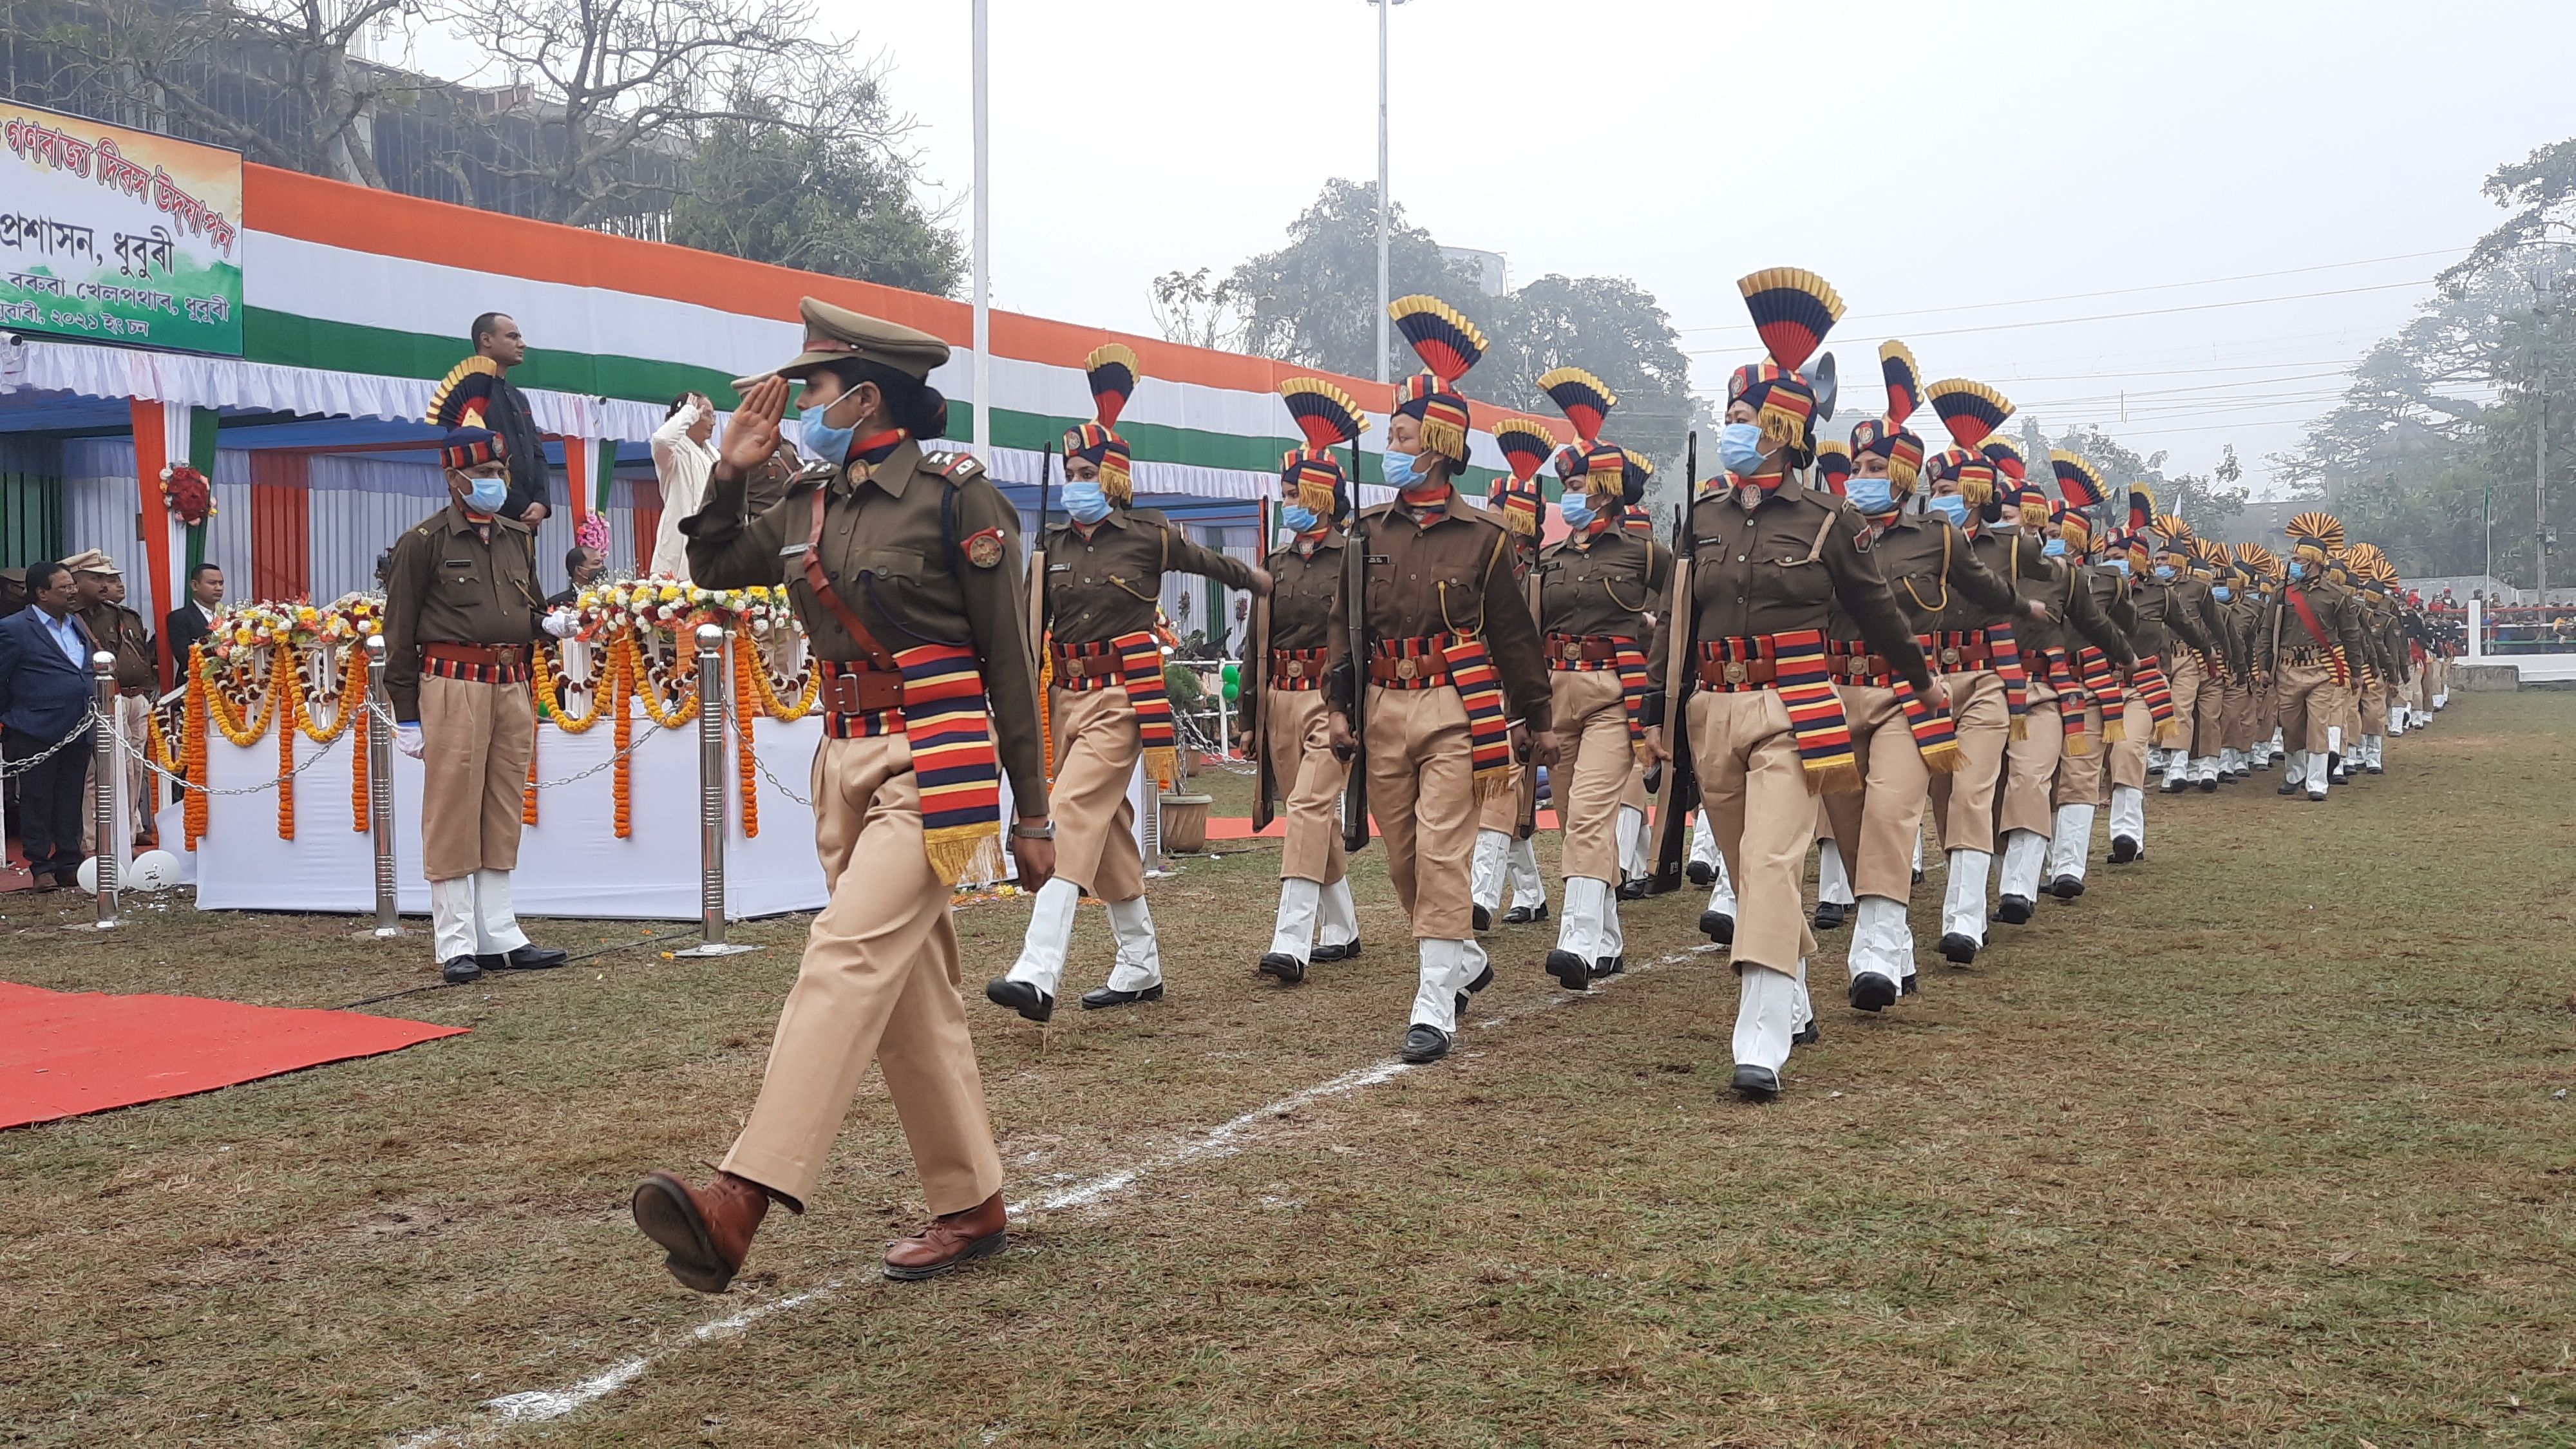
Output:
[1223,680,1240,703]
[1221,661,1240,686]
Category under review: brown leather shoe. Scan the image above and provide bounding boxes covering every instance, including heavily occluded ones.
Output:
[882,1189,1007,1282]
[632,1170,770,1293]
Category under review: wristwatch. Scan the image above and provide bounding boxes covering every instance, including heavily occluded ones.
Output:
[1010,819,1056,840]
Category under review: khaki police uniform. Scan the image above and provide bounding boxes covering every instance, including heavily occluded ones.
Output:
[1254,527,1357,967]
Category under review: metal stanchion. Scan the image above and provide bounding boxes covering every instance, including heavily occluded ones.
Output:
[674,624,757,958]
[89,651,120,929]
[366,635,404,937]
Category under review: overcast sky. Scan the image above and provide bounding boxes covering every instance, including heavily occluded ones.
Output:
[423,1,2576,496]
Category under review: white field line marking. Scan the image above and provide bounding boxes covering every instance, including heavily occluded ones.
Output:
[387,940,1724,1447]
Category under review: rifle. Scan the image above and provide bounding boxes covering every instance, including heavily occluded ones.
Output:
[1648,431,1700,894]
[1027,442,1054,681]
[1338,507,1370,856]
[1247,495,1278,833]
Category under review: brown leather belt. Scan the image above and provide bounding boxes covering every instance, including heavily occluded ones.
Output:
[1824,641,1897,687]
[1917,632,1994,671]
[1368,636,1453,688]
[422,642,530,667]
[1695,641,1781,691]
[1545,632,1633,670]
[819,658,905,714]
[1048,641,1131,692]
[2283,647,2328,666]
[1270,646,1325,690]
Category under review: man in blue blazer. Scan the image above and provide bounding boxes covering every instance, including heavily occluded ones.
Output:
[0,561,102,888]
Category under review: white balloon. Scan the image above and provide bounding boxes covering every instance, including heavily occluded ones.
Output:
[131,850,180,891]
[75,856,97,894]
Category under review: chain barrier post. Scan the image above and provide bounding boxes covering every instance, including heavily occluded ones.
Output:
[675,624,757,958]
[89,652,120,928]
[366,635,403,937]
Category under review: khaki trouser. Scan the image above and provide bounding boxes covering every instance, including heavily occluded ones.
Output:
[1819,683,1929,902]
[1477,760,1530,834]
[2163,650,2204,749]
[2360,679,2389,734]
[419,673,535,882]
[2054,698,2106,808]
[2273,658,2348,753]
[2108,694,2150,795]
[721,730,1003,1214]
[2220,678,2255,752]
[1365,685,1479,940]
[82,691,154,851]
[1549,668,1630,884]
[1689,688,1820,976]
[1926,670,2008,855]
[1046,685,1145,902]
[1994,677,2061,838]
[2191,656,2227,756]
[1265,688,1349,885]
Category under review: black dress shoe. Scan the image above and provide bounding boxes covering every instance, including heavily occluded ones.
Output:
[1311,939,1361,963]
[442,955,486,985]
[1257,952,1305,984]
[480,943,569,971]
[1849,972,1897,1012]
[1792,1018,1819,1047]
[2276,779,2300,795]
[1501,904,1549,924]
[2109,835,2139,864]
[1700,910,1734,945]
[1401,1025,1452,1064]
[1993,895,2033,925]
[1938,932,1978,965]
[1081,982,1165,1010]
[1911,867,1925,885]
[1545,949,1591,992]
[1589,954,1624,979]
[1473,904,1493,933]
[1899,972,1918,996]
[984,978,1054,1023]
[1813,900,1848,931]
[1686,860,1714,886]
[1466,963,1494,994]
[2198,777,2218,793]
[1615,878,1648,902]
[2366,762,2383,775]
[2049,874,2085,899]
[1730,1064,1780,1101]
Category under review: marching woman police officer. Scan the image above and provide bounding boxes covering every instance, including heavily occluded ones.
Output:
[1251,378,1368,983]
[632,299,1048,1290]
[1644,270,1935,1099]
[990,345,1268,1020]
[1324,295,1558,1066]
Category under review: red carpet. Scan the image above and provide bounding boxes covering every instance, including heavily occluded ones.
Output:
[0,981,468,1129]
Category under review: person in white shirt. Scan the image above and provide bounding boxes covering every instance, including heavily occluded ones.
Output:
[649,392,717,580]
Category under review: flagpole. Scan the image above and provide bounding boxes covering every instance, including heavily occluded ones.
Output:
[971,0,992,463]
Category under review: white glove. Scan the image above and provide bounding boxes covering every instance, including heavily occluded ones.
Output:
[542,607,578,639]
[395,722,425,759]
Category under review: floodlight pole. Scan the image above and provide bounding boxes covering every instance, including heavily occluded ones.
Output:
[971,0,992,464]
[1373,0,1408,386]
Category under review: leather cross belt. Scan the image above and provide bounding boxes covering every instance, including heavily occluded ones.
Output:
[422,642,529,667]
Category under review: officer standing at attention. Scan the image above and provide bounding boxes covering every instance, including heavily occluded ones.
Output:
[632,299,1050,1291]
[382,413,571,985]
[990,345,1267,1021]
[1325,294,1558,1066]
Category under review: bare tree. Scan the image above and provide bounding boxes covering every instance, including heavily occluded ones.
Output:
[436,0,867,227]
[1148,267,1250,352]
[10,0,431,187]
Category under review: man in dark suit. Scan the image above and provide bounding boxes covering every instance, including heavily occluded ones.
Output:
[164,562,223,690]
[0,561,101,889]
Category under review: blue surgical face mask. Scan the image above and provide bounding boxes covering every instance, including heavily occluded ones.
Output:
[1063,477,1111,525]
[800,413,856,467]
[2287,560,2307,580]
[1926,494,1969,526]
[1717,421,1768,475]
[1559,491,1595,531]
[2213,583,2233,601]
[2154,563,2177,581]
[2108,557,2132,577]
[2042,537,2068,558]
[1385,446,1430,488]
[1846,477,1895,515]
[464,474,509,515]
[1280,503,1320,534]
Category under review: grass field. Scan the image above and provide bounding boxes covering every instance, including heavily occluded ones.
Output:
[3,692,2572,1447]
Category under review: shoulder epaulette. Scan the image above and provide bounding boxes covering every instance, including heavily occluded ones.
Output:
[1128,507,1173,526]
[923,449,985,484]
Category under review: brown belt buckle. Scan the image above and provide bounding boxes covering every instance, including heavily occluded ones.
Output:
[1282,658,1304,679]
[1723,659,1749,685]
[1394,656,1420,681]
[1939,645,1962,667]
[1562,640,1584,661]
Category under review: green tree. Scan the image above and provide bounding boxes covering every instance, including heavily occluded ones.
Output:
[1211,177,1491,380]
[1482,272,1698,468]
[667,86,961,295]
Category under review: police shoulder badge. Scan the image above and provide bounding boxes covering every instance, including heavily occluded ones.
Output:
[932,450,985,483]
[962,526,1005,569]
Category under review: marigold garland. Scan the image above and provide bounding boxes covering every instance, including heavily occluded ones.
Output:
[276,658,297,842]
[733,639,759,838]
[744,632,821,720]
[612,641,634,839]
[522,694,540,825]
[352,708,370,834]
[182,651,209,846]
